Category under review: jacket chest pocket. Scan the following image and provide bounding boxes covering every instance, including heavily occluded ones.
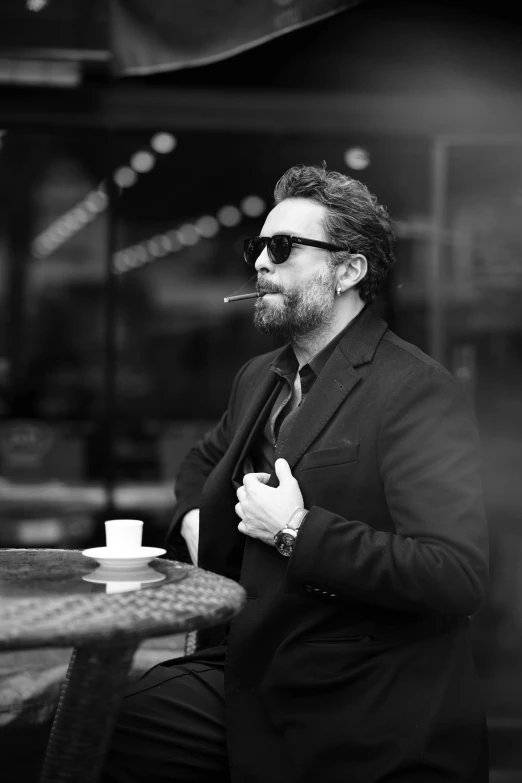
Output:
[297,443,360,512]
[298,442,359,472]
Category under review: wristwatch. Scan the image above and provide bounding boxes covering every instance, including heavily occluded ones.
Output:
[274,508,308,557]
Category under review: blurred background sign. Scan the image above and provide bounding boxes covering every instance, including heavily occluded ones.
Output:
[110,0,365,74]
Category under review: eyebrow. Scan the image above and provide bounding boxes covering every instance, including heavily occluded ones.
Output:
[263,231,320,239]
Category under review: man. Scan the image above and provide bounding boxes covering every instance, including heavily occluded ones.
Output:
[103,164,489,783]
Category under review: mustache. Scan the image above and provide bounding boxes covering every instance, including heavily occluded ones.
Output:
[256,281,283,295]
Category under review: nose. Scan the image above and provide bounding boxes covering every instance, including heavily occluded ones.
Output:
[254,244,275,274]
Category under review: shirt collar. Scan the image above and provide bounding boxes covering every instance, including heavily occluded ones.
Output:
[270,305,368,381]
[270,343,298,380]
[308,305,367,376]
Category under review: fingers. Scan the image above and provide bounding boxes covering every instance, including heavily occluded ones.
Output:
[243,472,271,486]
[274,458,293,483]
[235,501,244,520]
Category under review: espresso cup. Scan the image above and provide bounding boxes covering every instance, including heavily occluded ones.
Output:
[105,519,143,552]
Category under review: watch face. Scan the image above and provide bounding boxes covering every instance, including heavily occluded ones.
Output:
[275,529,295,557]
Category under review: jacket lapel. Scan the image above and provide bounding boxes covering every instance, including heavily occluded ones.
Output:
[276,357,360,474]
[230,369,280,486]
[276,307,388,473]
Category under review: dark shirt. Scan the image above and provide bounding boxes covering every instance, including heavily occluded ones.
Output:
[246,307,367,476]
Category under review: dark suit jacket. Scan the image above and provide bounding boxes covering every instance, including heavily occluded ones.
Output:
[166,307,489,783]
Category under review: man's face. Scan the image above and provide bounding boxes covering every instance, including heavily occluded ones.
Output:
[253,198,337,337]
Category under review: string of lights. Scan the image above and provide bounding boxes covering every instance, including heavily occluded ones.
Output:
[113,194,267,275]
[30,132,178,259]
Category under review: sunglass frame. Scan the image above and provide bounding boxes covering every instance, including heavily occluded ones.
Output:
[243,234,349,266]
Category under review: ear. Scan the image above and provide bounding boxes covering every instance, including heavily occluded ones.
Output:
[336,254,368,291]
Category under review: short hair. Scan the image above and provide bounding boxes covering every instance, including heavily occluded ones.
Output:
[273,163,396,304]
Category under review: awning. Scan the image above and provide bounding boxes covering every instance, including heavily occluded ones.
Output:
[110,0,365,75]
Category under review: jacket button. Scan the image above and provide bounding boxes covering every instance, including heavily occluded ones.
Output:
[305,584,312,592]
[329,593,337,598]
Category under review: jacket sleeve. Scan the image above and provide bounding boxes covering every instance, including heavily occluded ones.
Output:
[165,358,254,560]
[286,364,489,615]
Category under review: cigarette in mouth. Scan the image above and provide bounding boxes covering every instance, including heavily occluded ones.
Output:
[223,292,262,303]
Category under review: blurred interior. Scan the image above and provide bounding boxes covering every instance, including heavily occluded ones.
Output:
[1,0,522,775]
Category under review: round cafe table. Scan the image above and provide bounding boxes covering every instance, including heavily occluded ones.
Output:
[0,549,246,783]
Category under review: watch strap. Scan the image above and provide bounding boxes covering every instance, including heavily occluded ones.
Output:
[286,507,308,530]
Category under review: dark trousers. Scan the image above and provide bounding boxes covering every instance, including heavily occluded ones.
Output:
[101,653,229,783]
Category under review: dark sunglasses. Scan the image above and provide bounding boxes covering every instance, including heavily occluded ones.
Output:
[243,234,348,266]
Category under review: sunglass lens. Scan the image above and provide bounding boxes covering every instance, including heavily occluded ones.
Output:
[269,235,292,264]
[244,237,266,265]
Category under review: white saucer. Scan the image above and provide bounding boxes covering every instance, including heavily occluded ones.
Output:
[82,546,166,569]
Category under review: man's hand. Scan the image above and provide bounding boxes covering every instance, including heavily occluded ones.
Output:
[180,508,199,565]
[235,459,304,546]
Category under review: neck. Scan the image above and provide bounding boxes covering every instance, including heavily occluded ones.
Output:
[292,297,365,367]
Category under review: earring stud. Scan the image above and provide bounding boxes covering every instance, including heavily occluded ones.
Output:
[336,286,342,296]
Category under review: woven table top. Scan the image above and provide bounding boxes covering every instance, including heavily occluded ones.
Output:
[0,549,246,650]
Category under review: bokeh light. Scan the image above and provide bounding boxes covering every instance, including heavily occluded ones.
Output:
[344,147,371,170]
[71,207,89,225]
[147,237,171,258]
[166,230,182,251]
[159,235,174,252]
[130,151,156,173]
[114,167,138,188]
[114,251,130,272]
[27,0,48,10]
[151,133,177,154]
[240,195,266,218]
[177,224,199,246]
[195,215,220,238]
[217,205,242,227]
[132,245,148,264]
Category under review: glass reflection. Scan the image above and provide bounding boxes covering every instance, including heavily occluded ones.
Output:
[82,564,166,593]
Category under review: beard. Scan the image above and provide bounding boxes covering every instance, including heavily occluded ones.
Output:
[253,265,337,338]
